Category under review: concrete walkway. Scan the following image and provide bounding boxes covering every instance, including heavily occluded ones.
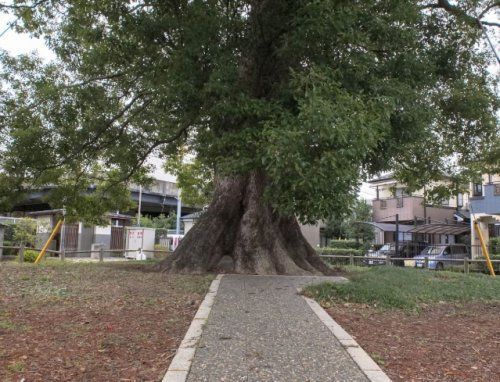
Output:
[186,275,369,382]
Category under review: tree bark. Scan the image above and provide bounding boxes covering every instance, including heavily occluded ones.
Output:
[161,171,334,275]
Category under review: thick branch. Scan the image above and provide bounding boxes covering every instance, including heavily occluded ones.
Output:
[478,1,500,19]
[422,0,500,29]
[0,0,49,10]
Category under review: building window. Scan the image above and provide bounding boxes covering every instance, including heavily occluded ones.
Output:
[441,198,449,206]
[380,200,387,209]
[394,188,405,197]
[489,224,500,238]
[472,183,483,197]
[396,197,404,208]
[457,193,463,207]
[495,184,500,196]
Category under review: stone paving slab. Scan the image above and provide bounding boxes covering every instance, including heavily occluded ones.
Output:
[187,275,369,382]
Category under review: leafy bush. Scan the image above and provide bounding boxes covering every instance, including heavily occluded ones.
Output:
[23,249,38,263]
[317,247,363,256]
[476,253,500,273]
[328,239,360,249]
[7,219,38,247]
[1,240,18,257]
[489,237,500,256]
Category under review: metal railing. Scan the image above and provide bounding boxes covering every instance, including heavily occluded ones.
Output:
[318,253,500,275]
[0,245,172,262]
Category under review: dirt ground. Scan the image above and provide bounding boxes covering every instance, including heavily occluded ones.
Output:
[0,261,213,382]
[328,302,500,382]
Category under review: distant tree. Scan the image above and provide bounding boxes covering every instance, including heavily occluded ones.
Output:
[135,213,177,230]
[8,218,37,247]
[325,200,374,244]
[0,1,498,274]
[345,200,375,244]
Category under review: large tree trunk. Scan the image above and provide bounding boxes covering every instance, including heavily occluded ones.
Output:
[161,171,333,275]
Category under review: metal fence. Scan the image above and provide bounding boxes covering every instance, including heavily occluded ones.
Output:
[0,245,172,262]
[318,242,500,275]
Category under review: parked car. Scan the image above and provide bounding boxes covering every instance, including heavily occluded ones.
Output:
[414,244,470,270]
[364,241,428,266]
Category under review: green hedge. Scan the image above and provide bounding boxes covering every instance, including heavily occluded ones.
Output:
[328,239,361,249]
[474,255,500,273]
[24,249,38,263]
[317,247,364,256]
[489,237,500,256]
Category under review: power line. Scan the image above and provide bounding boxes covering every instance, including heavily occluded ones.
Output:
[0,21,16,38]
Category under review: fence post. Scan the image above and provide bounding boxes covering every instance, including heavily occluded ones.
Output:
[464,258,469,275]
[349,253,354,266]
[18,244,25,263]
[424,256,429,269]
[386,254,391,266]
[99,247,104,262]
[60,249,65,261]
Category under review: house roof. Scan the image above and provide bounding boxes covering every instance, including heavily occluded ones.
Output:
[408,223,470,235]
[366,172,395,184]
[26,209,65,216]
[359,222,414,232]
[107,212,133,220]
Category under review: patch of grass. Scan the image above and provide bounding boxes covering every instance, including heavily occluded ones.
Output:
[170,275,215,295]
[303,266,500,311]
[370,352,385,366]
[0,319,28,333]
[6,361,24,373]
[0,320,15,330]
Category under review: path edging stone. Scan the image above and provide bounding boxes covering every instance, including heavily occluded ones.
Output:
[162,274,223,382]
[302,294,392,382]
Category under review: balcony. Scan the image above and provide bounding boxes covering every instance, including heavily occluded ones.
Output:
[470,183,500,215]
[372,196,456,223]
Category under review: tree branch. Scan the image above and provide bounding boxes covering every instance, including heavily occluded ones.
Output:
[422,0,499,29]
[481,20,500,27]
[101,121,193,193]
[478,1,500,19]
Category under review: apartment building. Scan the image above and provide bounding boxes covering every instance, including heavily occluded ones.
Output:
[470,174,500,257]
[367,173,469,245]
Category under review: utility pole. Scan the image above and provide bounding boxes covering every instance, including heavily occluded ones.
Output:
[60,208,66,261]
[176,188,182,235]
[395,213,399,257]
[137,185,142,226]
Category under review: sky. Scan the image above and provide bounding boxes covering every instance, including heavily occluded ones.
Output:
[1,8,498,202]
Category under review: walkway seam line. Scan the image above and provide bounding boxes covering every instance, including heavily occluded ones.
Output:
[162,274,224,382]
[300,292,392,382]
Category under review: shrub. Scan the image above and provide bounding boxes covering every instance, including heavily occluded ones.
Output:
[317,247,364,256]
[23,249,39,263]
[328,239,361,249]
[476,253,500,273]
[489,237,500,256]
[1,240,18,257]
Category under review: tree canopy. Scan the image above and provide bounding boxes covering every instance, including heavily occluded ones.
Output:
[134,213,177,230]
[0,0,498,223]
